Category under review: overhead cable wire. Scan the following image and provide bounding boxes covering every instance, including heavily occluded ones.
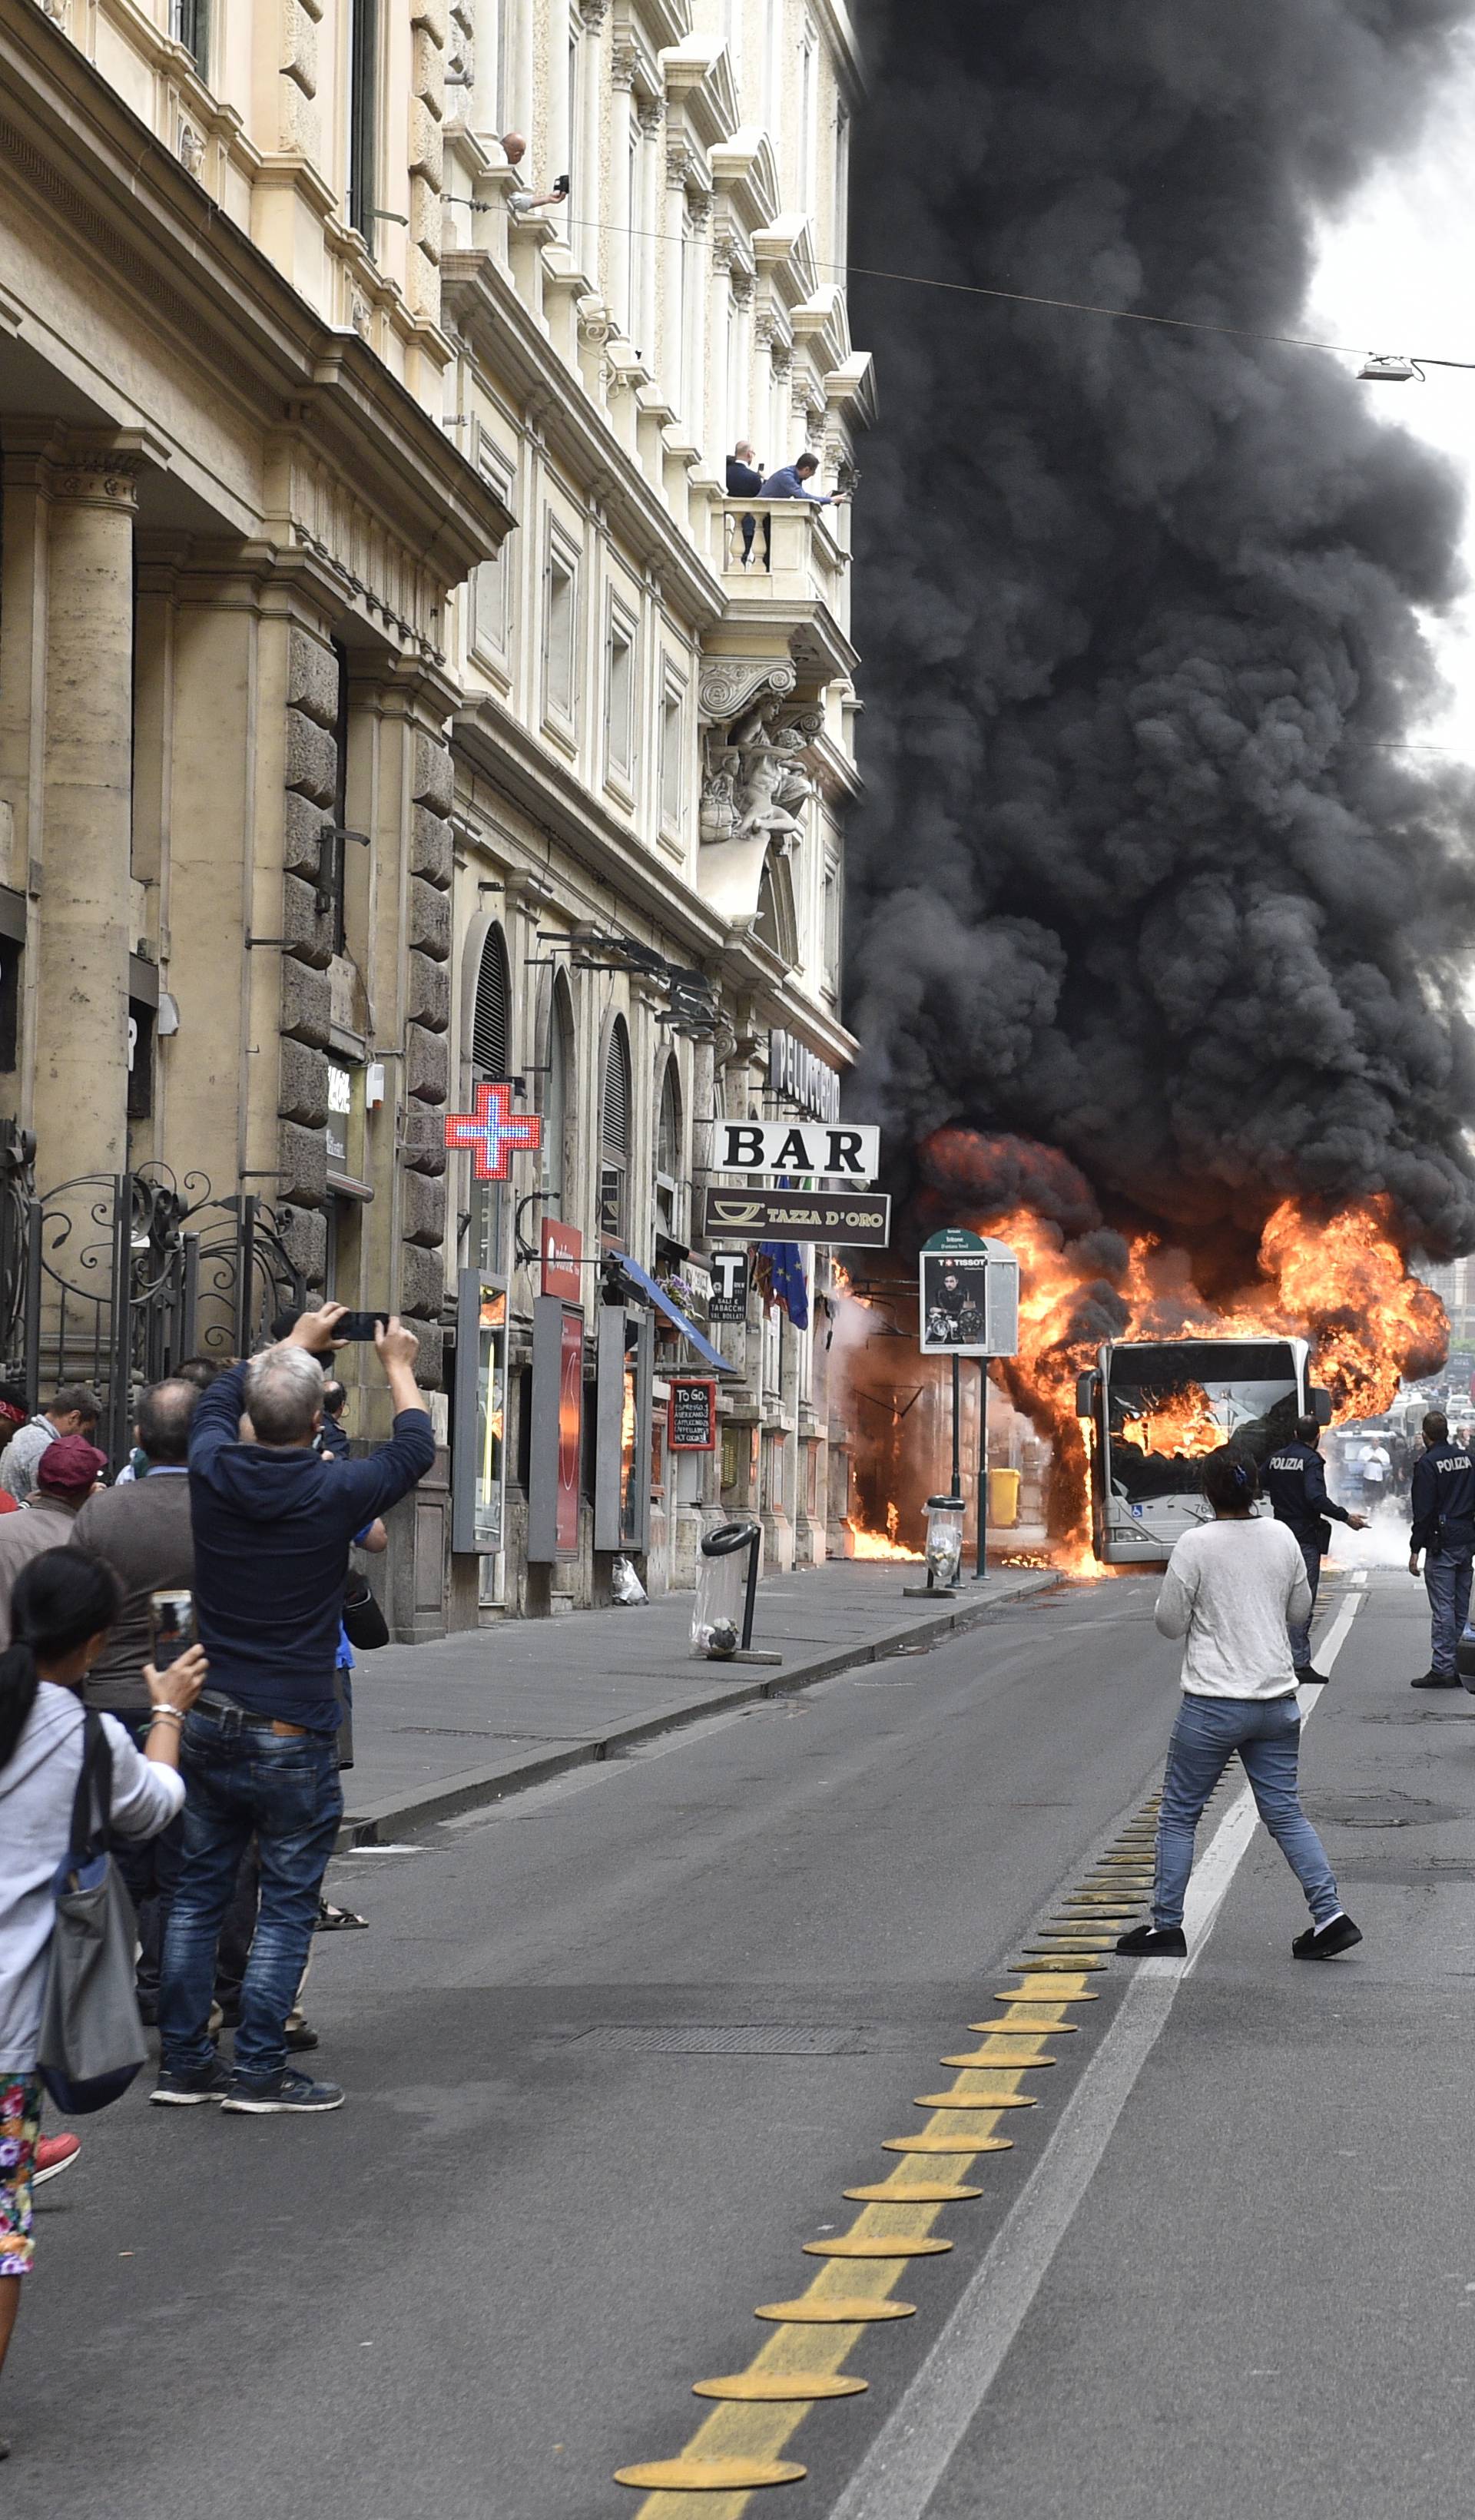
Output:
[531,210,1475,370]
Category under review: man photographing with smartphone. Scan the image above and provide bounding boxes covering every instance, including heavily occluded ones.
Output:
[154,1308,435,2115]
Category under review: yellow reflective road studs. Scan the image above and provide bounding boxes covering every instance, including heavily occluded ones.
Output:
[621,1817,1161,2510]
[883,2132,1013,2154]
[969,2018,1077,2033]
[617,2457,808,2491]
[913,2090,1039,2110]
[804,2235,953,2260]
[694,2375,868,2403]
[844,2179,981,2202]
[939,2051,1057,2070]
[994,1987,1099,2002]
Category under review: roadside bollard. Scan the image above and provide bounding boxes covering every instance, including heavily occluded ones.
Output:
[691,1520,781,1666]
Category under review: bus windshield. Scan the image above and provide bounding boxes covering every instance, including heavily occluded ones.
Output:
[1105,1341,1301,1504]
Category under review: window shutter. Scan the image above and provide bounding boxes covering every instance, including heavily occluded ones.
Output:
[472,929,509,1079]
[602,1021,631,1156]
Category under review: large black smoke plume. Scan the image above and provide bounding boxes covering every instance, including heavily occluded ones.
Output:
[847,0,1475,1271]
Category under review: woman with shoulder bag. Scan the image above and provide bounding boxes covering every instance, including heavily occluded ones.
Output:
[0,1547,205,2459]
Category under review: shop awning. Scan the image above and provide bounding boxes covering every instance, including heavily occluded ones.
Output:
[612,1251,740,1378]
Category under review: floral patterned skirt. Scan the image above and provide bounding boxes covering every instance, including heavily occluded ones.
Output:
[0,2074,41,2276]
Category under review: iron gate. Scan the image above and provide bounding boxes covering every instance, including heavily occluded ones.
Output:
[10,1159,304,1467]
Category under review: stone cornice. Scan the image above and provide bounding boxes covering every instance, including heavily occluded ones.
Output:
[0,0,508,582]
[440,250,723,633]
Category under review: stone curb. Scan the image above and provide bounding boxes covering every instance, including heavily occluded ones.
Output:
[336,1570,1061,1848]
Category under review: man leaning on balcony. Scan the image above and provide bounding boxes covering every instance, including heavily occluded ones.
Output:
[760,451,851,509]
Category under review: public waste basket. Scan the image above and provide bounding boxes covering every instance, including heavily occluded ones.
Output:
[923,1494,966,1592]
[692,1519,762,1657]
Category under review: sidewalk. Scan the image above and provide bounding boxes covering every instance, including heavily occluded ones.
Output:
[340,1557,1059,1842]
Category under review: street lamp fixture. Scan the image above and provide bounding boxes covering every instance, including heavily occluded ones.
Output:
[1358,353,1423,383]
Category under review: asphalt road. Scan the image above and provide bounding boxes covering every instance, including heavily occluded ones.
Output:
[6,1558,1467,2518]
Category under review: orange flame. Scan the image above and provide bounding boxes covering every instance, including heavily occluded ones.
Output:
[846,1500,923,1562]
[1118,1386,1221,1460]
[970,1193,1447,1560]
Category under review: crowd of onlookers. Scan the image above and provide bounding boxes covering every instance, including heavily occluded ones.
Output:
[0,1307,436,2459]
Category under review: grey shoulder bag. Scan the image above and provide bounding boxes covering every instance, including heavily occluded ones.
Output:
[36,1711,148,2114]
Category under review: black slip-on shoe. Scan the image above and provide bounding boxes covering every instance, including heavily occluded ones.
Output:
[221,2067,344,2114]
[1411,1671,1460,1688]
[1293,1914,1363,1961]
[149,2061,232,2106]
[1115,1923,1187,1957]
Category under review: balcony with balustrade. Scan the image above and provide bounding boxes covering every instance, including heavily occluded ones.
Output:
[705,496,859,691]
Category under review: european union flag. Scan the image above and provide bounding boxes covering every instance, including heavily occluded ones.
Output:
[757,1181,809,1330]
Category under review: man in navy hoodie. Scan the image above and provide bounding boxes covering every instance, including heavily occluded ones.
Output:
[154,1306,435,2114]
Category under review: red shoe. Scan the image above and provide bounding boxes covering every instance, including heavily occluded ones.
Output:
[33,2133,81,2187]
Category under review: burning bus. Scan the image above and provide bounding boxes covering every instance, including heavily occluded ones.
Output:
[1076,1336,1332,1565]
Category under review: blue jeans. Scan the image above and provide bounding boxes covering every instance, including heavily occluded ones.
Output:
[1425,1546,1473,1679]
[1154,1693,1340,1931]
[159,1709,343,2083]
[1288,1540,1321,1672]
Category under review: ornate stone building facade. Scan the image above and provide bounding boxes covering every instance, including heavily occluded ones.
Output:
[0,0,870,1629]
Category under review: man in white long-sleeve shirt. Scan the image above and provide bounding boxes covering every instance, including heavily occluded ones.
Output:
[1116,1445,1361,1964]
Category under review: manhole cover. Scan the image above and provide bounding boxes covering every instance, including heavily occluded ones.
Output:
[1307,1792,1465,1829]
[572,2025,864,2055]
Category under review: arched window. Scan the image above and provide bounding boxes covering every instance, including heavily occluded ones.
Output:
[537,972,574,1214]
[599,1016,631,1245]
[470,923,512,1272]
[655,1056,683,1242]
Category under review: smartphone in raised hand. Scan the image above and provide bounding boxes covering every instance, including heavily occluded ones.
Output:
[149,1590,196,1670]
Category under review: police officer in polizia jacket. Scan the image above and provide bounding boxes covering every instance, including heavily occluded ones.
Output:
[1409,1410,1475,1687]
[1262,1416,1367,1682]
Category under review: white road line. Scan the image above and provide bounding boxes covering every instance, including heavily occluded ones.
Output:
[826,1596,1363,2520]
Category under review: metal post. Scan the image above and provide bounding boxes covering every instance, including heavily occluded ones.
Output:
[181,1232,201,1366]
[741,1526,761,1651]
[108,1175,132,1471]
[975,1358,989,1580]
[234,1195,258,1357]
[951,1351,961,1498]
[22,1200,41,1418]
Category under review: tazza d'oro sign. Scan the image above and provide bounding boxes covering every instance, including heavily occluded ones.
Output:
[668,1378,718,1451]
[701,1187,892,1247]
[712,1119,880,1181]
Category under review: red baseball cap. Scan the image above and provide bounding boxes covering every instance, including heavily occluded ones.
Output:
[36,1435,108,1499]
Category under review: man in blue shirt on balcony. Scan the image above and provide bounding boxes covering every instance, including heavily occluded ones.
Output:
[761,450,848,506]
